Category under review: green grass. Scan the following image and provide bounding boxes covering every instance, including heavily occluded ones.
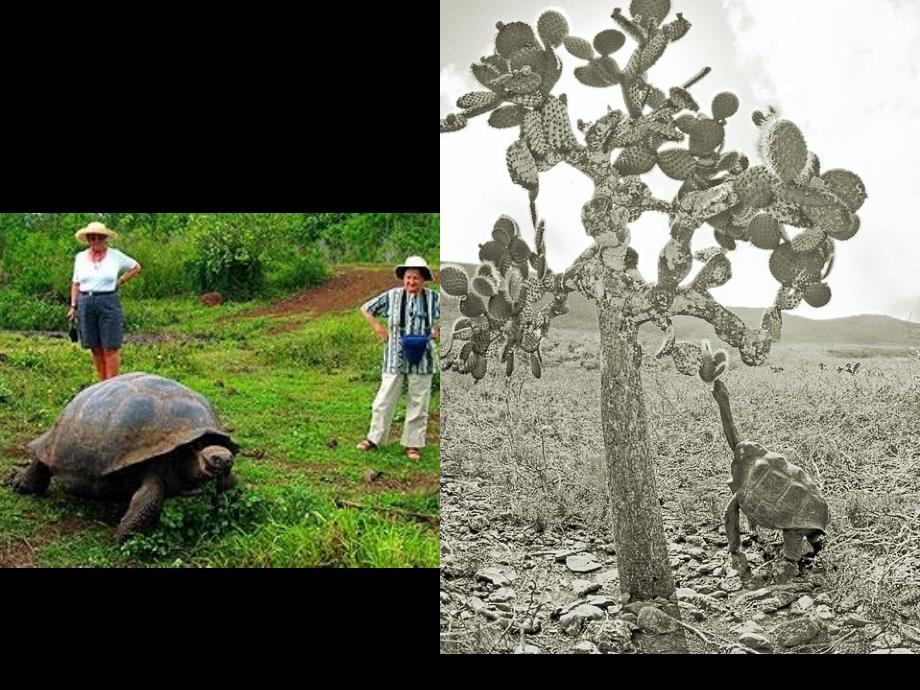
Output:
[0,269,439,568]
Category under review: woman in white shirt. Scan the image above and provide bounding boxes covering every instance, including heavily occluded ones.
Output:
[68,221,142,380]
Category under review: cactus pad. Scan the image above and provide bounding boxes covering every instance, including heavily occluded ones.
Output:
[734,165,775,208]
[821,169,866,212]
[574,62,618,88]
[460,293,486,318]
[440,113,468,133]
[688,118,724,155]
[790,227,826,253]
[749,213,782,249]
[711,92,739,120]
[506,139,539,190]
[594,29,626,55]
[488,293,514,321]
[657,148,697,180]
[509,237,532,263]
[495,22,538,58]
[530,351,543,378]
[471,276,497,298]
[537,10,568,47]
[479,240,507,265]
[760,118,808,183]
[441,266,470,298]
[630,0,671,26]
[672,341,703,376]
[489,105,525,129]
[803,282,831,308]
[804,202,858,240]
[563,36,595,60]
[541,96,579,151]
[614,144,658,175]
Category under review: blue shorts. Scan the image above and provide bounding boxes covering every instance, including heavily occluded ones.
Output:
[77,292,124,350]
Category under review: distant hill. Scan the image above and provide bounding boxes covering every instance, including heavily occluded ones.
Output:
[442,262,919,347]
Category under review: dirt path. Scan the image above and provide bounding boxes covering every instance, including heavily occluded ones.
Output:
[234,267,440,332]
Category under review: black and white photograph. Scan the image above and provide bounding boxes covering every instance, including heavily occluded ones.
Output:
[440,0,920,653]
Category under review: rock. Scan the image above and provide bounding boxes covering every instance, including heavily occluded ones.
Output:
[514,619,542,634]
[468,516,488,532]
[869,648,914,654]
[687,609,706,622]
[813,593,832,605]
[475,567,516,587]
[734,620,766,635]
[696,563,718,575]
[584,595,618,610]
[711,590,728,599]
[685,535,707,547]
[669,557,683,568]
[720,577,742,593]
[773,618,820,648]
[797,595,814,610]
[623,601,648,616]
[729,647,749,654]
[711,566,724,577]
[440,591,450,604]
[686,547,706,561]
[573,640,600,654]
[813,604,835,621]
[619,592,631,605]
[696,585,716,595]
[738,632,774,652]
[752,611,768,623]
[596,619,637,654]
[675,587,698,601]
[870,632,903,649]
[514,644,542,654]
[559,604,605,631]
[762,592,797,613]
[637,606,679,634]
[489,587,516,603]
[596,569,619,586]
[861,624,884,640]
[600,543,617,555]
[573,579,601,597]
[566,554,602,573]
[620,612,638,624]
[739,587,773,603]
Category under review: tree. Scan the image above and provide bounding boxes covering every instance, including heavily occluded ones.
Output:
[439,0,865,608]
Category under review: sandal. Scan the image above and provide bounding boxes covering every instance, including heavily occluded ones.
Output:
[356,439,377,451]
[406,447,421,462]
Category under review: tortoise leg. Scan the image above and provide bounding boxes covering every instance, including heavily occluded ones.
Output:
[782,528,810,562]
[116,467,166,543]
[806,530,826,557]
[10,460,51,496]
[724,495,750,578]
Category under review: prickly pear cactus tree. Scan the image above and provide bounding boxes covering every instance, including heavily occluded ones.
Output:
[440,1,866,604]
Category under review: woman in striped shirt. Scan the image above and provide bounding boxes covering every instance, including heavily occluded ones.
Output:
[356,256,439,462]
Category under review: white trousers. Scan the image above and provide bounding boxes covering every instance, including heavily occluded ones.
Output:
[367,373,432,448]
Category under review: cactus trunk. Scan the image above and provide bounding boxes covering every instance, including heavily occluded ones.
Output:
[597,302,686,652]
[597,301,675,600]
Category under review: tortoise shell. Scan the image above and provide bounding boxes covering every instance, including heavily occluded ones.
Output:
[28,372,238,477]
[733,442,829,531]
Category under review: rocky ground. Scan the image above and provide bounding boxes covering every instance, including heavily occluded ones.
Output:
[440,468,920,654]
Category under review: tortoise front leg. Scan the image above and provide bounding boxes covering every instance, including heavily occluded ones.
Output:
[116,466,166,542]
[10,459,51,496]
[781,528,811,562]
[724,494,750,578]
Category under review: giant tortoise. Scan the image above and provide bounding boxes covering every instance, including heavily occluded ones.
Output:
[10,372,240,542]
[712,379,829,574]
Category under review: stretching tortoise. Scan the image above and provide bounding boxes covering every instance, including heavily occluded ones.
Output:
[10,372,240,542]
[712,379,829,574]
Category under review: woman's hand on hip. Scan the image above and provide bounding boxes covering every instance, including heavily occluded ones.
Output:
[67,306,77,322]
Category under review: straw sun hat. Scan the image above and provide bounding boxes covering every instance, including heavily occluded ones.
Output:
[74,221,118,244]
[395,256,433,281]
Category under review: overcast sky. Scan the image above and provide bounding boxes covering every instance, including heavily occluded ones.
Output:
[440,0,920,322]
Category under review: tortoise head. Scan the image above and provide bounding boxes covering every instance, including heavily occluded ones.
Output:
[197,445,234,479]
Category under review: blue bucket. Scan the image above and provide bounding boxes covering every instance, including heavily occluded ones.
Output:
[401,334,430,365]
